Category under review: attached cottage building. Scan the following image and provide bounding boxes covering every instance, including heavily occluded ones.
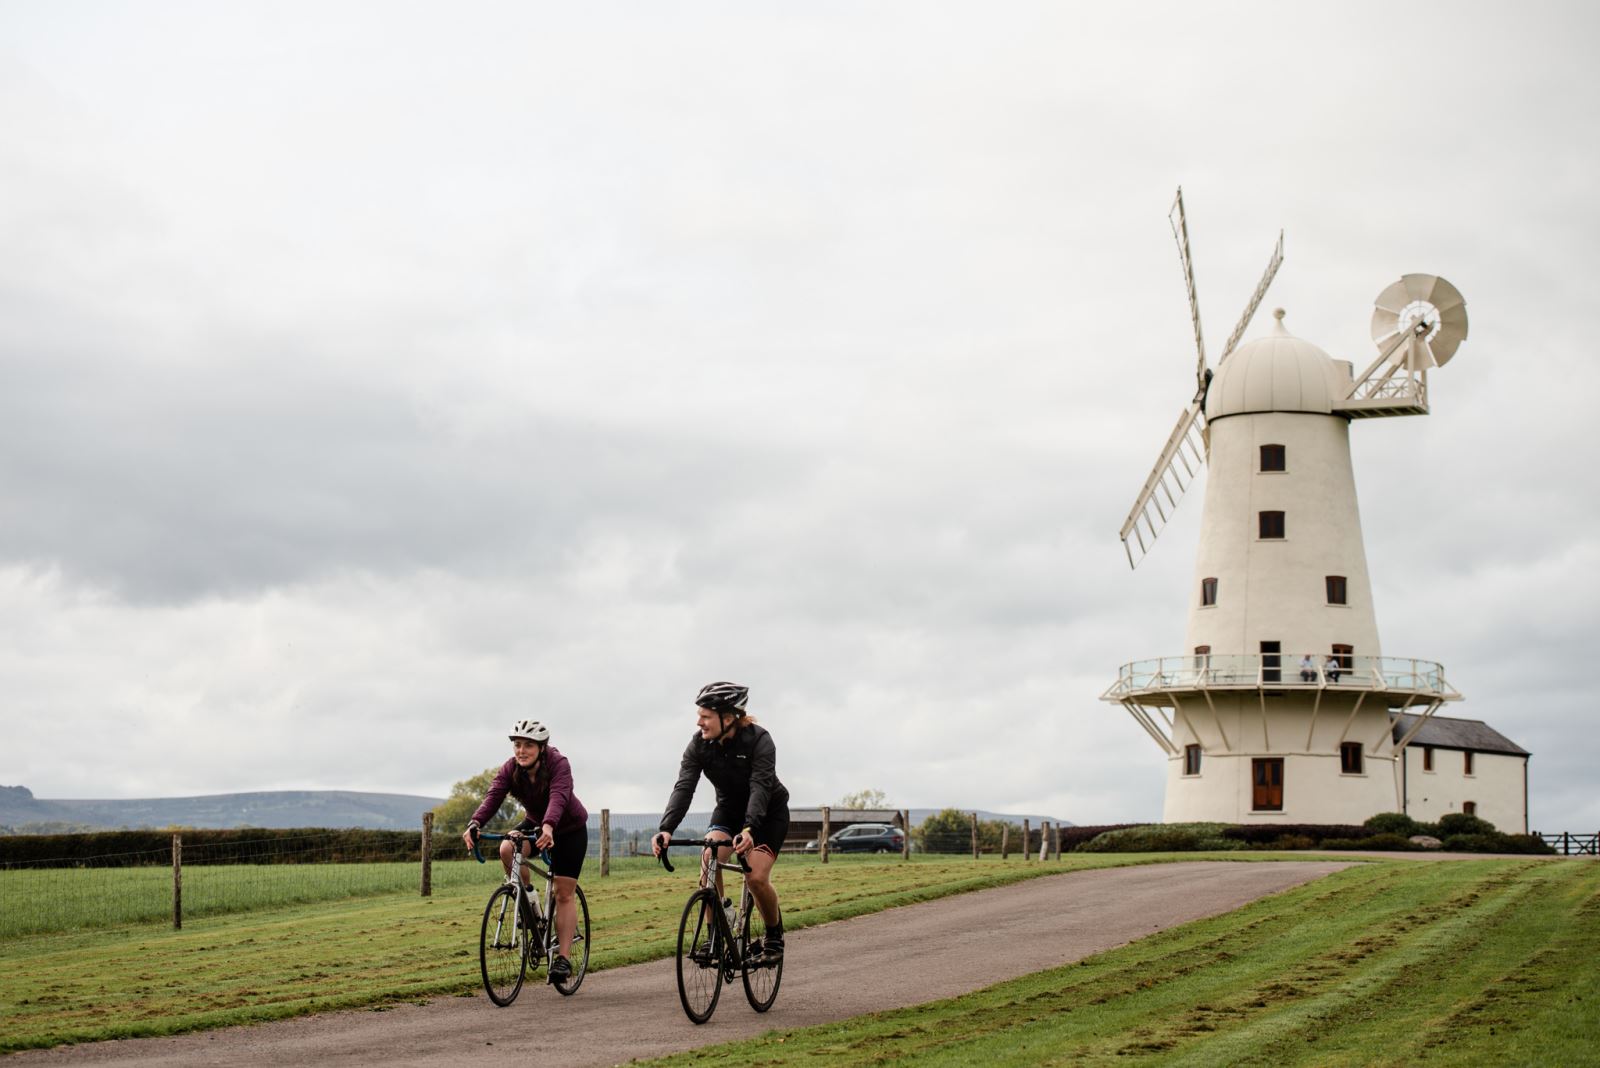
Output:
[1393,714,1530,833]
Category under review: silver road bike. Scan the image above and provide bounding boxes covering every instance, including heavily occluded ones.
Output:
[473,830,590,1004]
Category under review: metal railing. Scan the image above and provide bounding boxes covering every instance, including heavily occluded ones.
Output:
[1105,653,1456,700]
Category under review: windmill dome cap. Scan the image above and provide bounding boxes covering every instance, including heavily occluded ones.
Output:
[1205,308,1343,419]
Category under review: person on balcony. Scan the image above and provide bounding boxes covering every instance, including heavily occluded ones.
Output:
[1324,654,1342,684]
[1299,654,1317,683]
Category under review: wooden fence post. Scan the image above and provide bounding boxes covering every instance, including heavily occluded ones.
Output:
[600,809,611,877]
[420,812,433,897]
[1023,819,1031,863]
[970,812,979,860]
[172,833,182,930]
[1000,823,1010,860]
[820,806,831,864]
[1038,821,1048,862]
[1051,821,1061,860]
[902,809,911,860]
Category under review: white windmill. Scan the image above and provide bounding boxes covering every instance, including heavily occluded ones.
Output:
[1103,190,1470,825]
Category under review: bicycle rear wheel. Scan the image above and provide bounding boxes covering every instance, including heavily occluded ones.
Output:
[480,885,529,1007]
[675,889,724,1024]
[741,897,783,1012]
[552,884,591,996]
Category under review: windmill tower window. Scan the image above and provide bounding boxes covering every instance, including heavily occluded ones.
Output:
[1200,577,1218,606]
[1183,745,1202,776]
[1326,575,1348,605]
[1260,444,1286,472]
[1259,511,1286,539]
[1463,801,1477,816]
[1340,742,1364,775]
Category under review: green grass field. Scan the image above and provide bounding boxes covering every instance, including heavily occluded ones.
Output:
[0,851,1114,1052]
[4,855,1594,1064]
[646,857,1600,1067]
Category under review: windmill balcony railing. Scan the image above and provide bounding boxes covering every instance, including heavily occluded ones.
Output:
[1104,654,1458,702]
[1347,376,1426,405]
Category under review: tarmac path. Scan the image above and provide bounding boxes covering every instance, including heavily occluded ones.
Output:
[13,860,1350,1068]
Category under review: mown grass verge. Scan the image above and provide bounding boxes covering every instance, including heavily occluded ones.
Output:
[0,851,1203,1051]
[643,858,1600,1067]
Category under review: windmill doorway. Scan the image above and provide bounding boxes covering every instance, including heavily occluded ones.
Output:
[1260,641,1282,683]
[1253,758,1284,811]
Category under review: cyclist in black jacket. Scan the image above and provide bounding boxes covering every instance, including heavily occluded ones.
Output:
[652,681,790,963]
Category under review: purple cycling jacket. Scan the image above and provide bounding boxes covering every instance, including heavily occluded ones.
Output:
[470,745,589,834]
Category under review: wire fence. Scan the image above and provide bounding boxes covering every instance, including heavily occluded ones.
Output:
[0,810,1076,940]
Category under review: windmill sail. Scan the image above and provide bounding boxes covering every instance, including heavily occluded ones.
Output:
[1217,230,1284,365]
[1119,399,1206,568]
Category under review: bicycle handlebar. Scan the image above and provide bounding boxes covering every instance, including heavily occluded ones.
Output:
[470,830,552,868]
[655,836,752,875]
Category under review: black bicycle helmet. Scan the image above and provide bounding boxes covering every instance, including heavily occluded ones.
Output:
[695,681,749,715]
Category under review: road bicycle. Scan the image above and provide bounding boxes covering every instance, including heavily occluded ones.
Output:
[472,830,590,1004]
[657,836,783,1024]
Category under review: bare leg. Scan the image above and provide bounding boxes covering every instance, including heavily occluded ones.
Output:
[707,830,734,902]
[742,847,780,927]
[552,876,578,957]
[499,838,534,892]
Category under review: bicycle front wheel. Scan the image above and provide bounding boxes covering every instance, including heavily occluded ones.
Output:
[480,885,529,1007]
[741,898,783,1012]
[552,884,591,996]
[675,889,724,1024]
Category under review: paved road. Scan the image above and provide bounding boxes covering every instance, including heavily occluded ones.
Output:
[15,861,1349,1067]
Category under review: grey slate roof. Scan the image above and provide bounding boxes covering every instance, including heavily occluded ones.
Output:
[1392,714,1529,756]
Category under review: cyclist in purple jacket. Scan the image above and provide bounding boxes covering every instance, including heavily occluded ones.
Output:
[461,719,589,983]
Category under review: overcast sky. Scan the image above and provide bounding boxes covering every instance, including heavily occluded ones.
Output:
[2,2,1596,830]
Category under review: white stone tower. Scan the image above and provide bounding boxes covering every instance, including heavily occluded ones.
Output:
[1104,190,1468,824]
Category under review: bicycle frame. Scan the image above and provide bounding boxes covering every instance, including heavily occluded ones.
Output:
[660,837,755,968]
[474,831,554,944]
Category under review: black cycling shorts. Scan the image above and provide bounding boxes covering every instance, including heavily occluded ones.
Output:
[514,819,587,880]
[711,806,791,857]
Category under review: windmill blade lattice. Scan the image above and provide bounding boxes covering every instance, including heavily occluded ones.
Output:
[1118,400,1206,569]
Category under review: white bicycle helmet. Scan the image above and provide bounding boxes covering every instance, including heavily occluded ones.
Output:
[509,719,550,743]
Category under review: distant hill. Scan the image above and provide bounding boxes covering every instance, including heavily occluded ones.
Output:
[0,785,443,834]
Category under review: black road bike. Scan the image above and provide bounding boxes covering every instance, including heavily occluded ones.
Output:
[657,836,783,1024]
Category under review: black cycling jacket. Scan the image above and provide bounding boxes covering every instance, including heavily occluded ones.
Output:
[658,722,790,835]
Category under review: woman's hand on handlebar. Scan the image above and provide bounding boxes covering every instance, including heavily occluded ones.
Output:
[731,829,754,856]
[534,823,555,850]
[461,821,481,852]
[651,831,671,857]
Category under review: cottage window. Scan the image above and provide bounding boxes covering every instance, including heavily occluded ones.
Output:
[1464,751,1475,776]
[1423,746,1434,772]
